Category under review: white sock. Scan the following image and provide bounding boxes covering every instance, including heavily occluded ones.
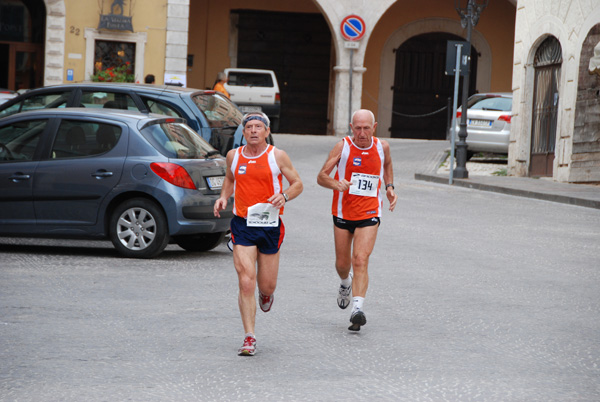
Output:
[352,297,364,313]
[341,274,352,288]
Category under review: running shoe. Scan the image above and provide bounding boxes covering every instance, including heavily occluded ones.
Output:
[337,272,353,309]
[259,291,274,312]
[238,335,256,356]
[348,310,366,331]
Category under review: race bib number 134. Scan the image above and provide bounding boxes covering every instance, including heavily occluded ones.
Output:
[349,173,379,197]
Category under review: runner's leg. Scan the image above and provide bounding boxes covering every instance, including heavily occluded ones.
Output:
[333,225,353,281]
[257,251,280,297]
[350,225,379,297]
[233,244,259,335]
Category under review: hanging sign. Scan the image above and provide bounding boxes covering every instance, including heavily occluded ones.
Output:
[98,0,133,32]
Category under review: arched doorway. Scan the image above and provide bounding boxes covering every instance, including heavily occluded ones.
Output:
[390,32,478,140]
[530,36,562,177]
[0,0,46,90]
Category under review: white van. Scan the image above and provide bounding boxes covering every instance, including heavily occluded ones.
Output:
[224,68,281,132]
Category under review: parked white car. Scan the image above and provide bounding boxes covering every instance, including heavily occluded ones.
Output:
[224,68,281,132]
[455,92,512,159]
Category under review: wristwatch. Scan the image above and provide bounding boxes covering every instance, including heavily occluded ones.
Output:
[385,184,395,190]
[283,193,289,202]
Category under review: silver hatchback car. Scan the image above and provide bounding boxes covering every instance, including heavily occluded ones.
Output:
[455,93,512,158]
[0,108,233,258]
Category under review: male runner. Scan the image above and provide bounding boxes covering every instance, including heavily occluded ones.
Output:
[317,109,397,331]
[214,112,303,355]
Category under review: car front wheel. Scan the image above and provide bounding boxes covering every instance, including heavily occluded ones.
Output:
[174,232,226,252]
[109,198,170,258]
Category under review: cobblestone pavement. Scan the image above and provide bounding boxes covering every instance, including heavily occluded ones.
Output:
[1,135,599,401]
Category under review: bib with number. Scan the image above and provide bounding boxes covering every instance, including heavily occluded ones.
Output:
[349,172,379,197]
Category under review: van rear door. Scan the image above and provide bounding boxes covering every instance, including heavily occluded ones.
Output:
[224,69,276,112]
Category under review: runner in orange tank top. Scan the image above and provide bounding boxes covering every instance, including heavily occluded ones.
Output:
[317,109,397,331]
[214,112,303,356]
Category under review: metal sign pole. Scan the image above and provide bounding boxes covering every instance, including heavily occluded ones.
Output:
[449,43,463,185]
[348,48,353,135]
[340,15,365,135]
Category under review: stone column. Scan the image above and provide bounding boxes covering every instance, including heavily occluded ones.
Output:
[314,0,396,136]
[333,51,367,136]
[44,0,66,86]
[165,0,190,84]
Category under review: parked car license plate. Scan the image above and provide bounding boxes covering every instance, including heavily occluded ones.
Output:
[468,119,492,127]
[206,175,225,189]
[239,106,262,113]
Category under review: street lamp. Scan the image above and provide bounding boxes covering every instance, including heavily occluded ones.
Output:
[453,0,489,179]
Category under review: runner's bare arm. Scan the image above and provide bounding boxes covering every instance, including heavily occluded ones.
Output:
[270,148,303,205]
[317,141,352,192]
[381,140,398,211]
[213,150,236,217]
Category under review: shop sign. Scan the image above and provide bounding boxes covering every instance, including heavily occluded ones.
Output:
[98,0,133,32]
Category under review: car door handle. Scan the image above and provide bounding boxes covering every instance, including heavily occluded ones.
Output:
[92,170,113,179]
[9,173,31,182]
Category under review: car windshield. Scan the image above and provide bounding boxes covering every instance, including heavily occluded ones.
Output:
[470,96,512,112]
[191,93,243,129]
[141,121,221,159]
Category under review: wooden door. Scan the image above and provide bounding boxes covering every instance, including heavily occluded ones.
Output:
[390,33,477,140]
[234,10,332,134]
[530,37,562,177]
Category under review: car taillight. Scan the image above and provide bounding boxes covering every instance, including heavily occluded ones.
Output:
[275,93,281,103]
[498,115,512,123]
[456,111,462,118]
[150,162,196,189]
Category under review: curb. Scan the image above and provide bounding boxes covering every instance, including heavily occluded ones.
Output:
[414,173,600,210]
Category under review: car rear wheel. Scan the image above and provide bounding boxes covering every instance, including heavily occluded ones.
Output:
[174,232,226,252]
[109,198,170,258]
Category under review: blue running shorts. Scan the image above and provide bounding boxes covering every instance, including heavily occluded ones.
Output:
[230,215,285,254]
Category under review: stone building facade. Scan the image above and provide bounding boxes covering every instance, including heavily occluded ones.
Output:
[3,0,516,137]
[509,0,600,183]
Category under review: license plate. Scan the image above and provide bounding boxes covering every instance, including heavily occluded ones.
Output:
[469,119,492,127]
[239,106,262,113]
[206,175,225,190]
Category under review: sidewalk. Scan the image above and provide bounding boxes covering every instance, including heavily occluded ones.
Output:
[414,150,600,210]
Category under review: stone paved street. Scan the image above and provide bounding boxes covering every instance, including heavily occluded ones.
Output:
[1,135,599,401]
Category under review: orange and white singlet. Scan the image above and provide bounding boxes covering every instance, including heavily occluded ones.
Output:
[231,144,283,218]
[332,136,384,220]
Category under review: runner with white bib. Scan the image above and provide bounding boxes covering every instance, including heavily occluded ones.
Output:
[214,112,303,356]
[317,109,397,332]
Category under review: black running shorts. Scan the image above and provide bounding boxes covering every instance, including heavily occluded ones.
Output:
[333,216,380,234]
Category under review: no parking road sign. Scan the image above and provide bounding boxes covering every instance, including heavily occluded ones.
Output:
[341,15,365,41]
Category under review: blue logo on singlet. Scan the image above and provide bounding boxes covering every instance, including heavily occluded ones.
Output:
[353,157,361,166]
[238,164,247,175]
